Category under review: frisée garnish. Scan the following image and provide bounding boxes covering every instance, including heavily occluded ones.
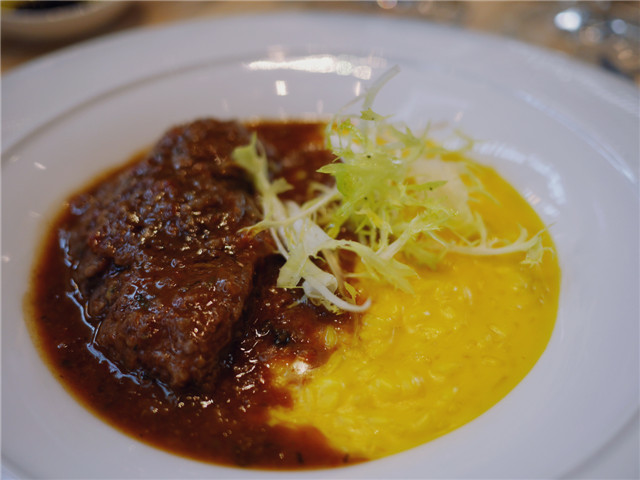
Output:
[232,68,547,312]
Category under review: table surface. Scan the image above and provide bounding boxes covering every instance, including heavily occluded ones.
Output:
[1,1,639,85]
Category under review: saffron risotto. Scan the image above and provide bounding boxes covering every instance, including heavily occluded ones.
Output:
[269,155,560,460]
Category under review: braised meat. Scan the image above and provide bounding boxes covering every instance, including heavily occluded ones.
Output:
[62,119,272,388]
[32,120,362,468]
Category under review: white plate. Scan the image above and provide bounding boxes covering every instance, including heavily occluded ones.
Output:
[2,11,638,479]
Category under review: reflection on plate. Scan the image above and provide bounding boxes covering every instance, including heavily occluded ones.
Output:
[2,11,638,479]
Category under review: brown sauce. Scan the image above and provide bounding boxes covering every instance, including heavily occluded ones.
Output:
[29,121,364,469]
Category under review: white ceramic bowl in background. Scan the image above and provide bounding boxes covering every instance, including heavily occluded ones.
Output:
[1,1,130,42]
[2,12,638,479]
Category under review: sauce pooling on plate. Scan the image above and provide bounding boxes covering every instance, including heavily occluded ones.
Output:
[28,119,559,469]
